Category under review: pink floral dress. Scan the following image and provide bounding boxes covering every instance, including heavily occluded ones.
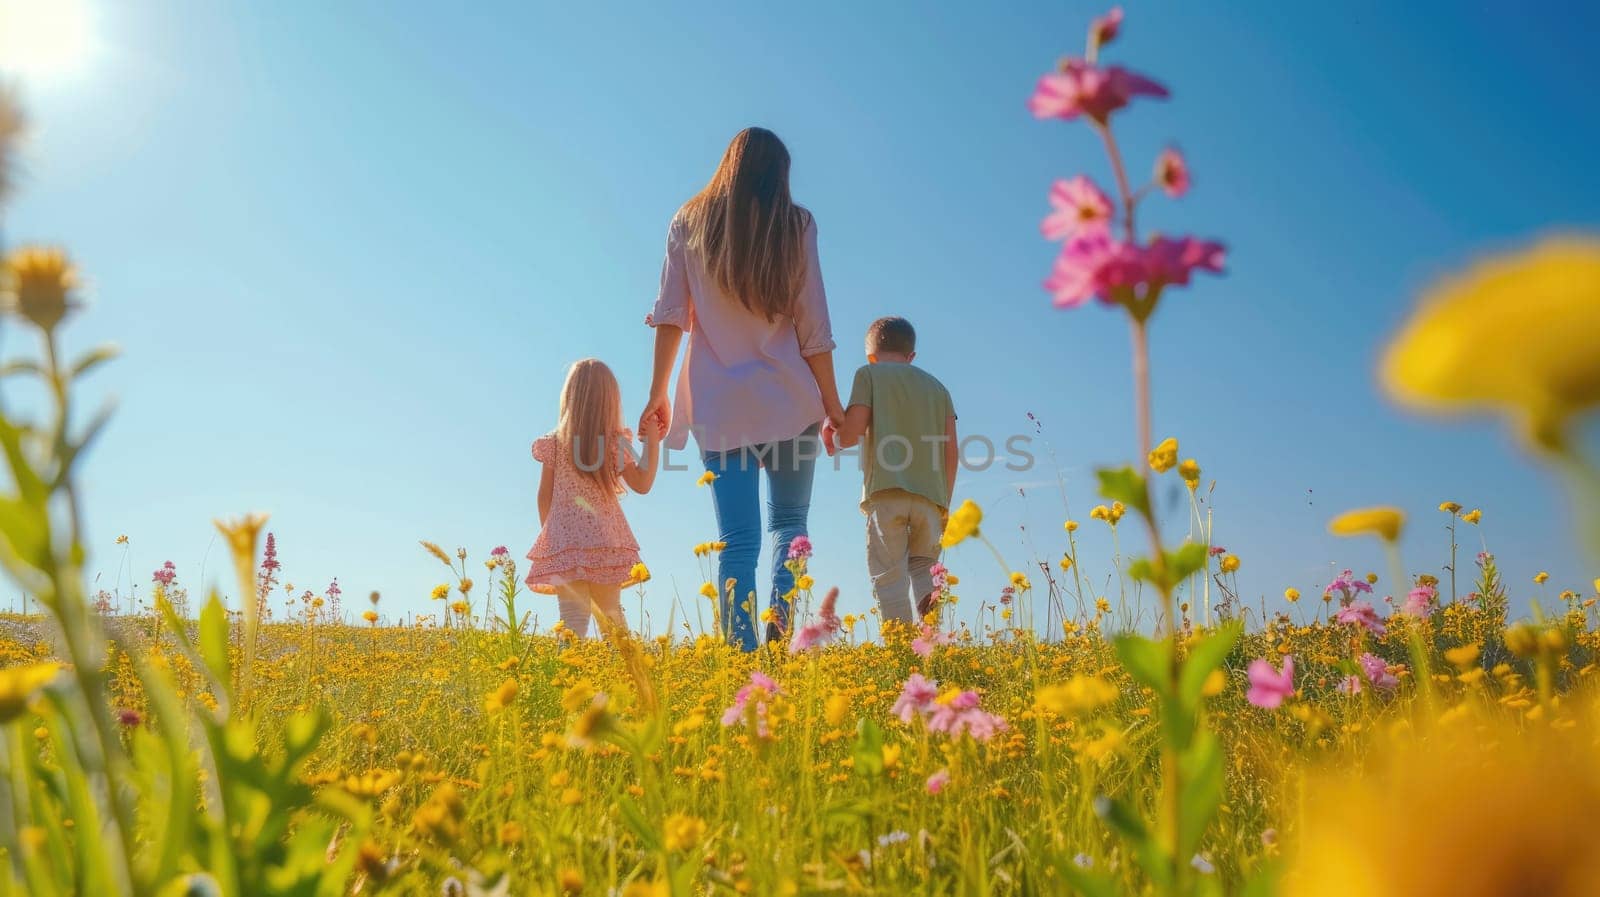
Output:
[524,430,642,594]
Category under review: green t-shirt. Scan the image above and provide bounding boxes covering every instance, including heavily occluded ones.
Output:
[846,361,955,510]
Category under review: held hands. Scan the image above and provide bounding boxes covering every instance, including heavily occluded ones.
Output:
[639,410,663,445]
[819,404,845,457]
[638,393,671,441]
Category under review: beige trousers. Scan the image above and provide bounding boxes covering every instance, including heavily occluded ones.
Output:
[865,491,943,624]
[554,581,625,639]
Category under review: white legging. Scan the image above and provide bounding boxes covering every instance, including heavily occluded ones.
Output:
[555,581,625,639]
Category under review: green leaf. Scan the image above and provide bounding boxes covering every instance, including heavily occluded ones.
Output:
[1052,860,1117,897]
[1177,731,1225,860]
[1113,633,1172,698]
[0,494,50,575]
[70,344,119,379]
[1240,860,1284,897]
[615,794,661,851]
[1167,541,1209,582]
[1178,621,1243,711]
[199,593,234,700]
[1096,795,1171,887]
[851,718,885,777]
[1095,466,1150,517]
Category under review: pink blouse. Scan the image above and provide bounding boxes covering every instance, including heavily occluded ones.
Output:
[647,211,835,454]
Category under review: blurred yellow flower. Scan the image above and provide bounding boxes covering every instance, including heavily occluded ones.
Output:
[697,471,717,487]
[2,246,79,332]
[941,499,982,548]
[1462,508,1482,525]
[1148,436,1179,473]
[1220,554,1241,574]
[0,663,58,723]
[663,813,707,852]
[1438,501,1461,514]
[1010,571,1031,591]
[1035,675,1117,716]
[1284,588,1301,603]
[1178,458,1201,489]
[1328,507,1405,543]
[430,584,449,600]
[1284,727,1600,897]
[1381,237,1600,451]
[485,678,519,713]
[1064,520,1079,533]
[1534,571,1550,585]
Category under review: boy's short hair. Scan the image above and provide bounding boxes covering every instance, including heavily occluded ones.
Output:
[865,316,916,355]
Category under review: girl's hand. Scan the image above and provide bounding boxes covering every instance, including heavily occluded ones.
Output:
[640,412,663,445]
[639,392,671,438]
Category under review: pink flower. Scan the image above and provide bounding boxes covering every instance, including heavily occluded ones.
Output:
[1042,176,1113,241]
[152,561,177,587]
[911,623,955,659]
[1141,235,1226,292]
[893,673,939,723]
[1154,146,1190,198]
[1028,59,1169,124]
[786,535,813,560]
[1089,6,1123,48]
[1246,655,1295,709]
[926,768,951,795]
[1208,545,1228,557]
[1044,232,1144,308]
[1336,675,1362,695]
[490,545,509,558]
[1401,584,1436,618]
[1359,652,1399,690]
[1334,600,1387,637]
[790,588,843,652]
[924,690,1009,741]
[115,707,143,727]
[721,670,782,736]
[929,562,949,592]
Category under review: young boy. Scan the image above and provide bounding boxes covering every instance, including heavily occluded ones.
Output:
[827,316,957,624]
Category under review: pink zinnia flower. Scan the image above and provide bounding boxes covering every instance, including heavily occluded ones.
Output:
[929,562,949,592]
[926,768,951,795]
[786,535,813,560]
[1042,176,1113,241]
[1028,59,1168,124]
[1334,600,1387,637]
[1154,146,1190,198]
[1246,655,1295,709]
[1358,652,1399,690]
[893,673,939,723]
[1089,7,1123,49]
[911,623,955,659]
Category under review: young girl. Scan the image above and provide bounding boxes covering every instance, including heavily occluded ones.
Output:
[525,359,660,637]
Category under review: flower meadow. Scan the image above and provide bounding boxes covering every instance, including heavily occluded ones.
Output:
[5,8,1600,897]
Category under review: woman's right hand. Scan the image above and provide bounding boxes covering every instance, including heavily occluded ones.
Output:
[639,391,671,438]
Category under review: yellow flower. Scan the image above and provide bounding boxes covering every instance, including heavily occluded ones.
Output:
[941,499,982,548]
[795,574,815,591]
[431,584,449,600]
[558,868,585,895]
[1201,669,1226,698]
[498,821,524,846]
[1064,520,1079,533]
[1010,571,1031,591]
[1462,508,1482,525]
[622,881,670,897]
[361,610,379,624]
[1283,726,1600,897]
[1438,501,1461,514]
[559,787,582,806]
[623,562,651,586]
[1328,506,1405,543]
[449,601,469,615]
[1095,597,1110,614]
[1285,587,1301,603]
[663,813,707,852]
[1147,436,1179,473]
[696,471,717,487]
[1444,644,1480,670]
[759,607,777,624]
[1089,505,1110,521]
[823,693,850,727]
[485,678,519,713]
[1108,501,1126,524]
[1220,554,1241,574]
[1059,554,1075,572]
[2,246,79,332]
[457,578,474,594]
[1178,458,1201,489]
[1381,237,1600,451]
[1035,675,1118,717]
[0,663,58,723]
[699,581,718,600]
[1534,571,1550,585]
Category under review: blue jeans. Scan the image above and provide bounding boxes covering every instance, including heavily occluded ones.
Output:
[702,425,820,651]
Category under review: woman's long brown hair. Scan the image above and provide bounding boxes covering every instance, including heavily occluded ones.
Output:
[680,127,810,322]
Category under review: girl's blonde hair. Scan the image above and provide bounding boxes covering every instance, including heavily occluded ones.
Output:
[680,127,810,323]
[556,358,626,495]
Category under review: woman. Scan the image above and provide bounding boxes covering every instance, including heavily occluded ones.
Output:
[640,127,843,651]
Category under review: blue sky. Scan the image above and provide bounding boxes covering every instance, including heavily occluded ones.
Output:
[4,1,1596,630]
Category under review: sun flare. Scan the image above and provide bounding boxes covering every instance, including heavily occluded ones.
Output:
[0,0,96,81]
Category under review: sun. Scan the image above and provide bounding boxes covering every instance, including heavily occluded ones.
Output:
[0,0,97,81]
